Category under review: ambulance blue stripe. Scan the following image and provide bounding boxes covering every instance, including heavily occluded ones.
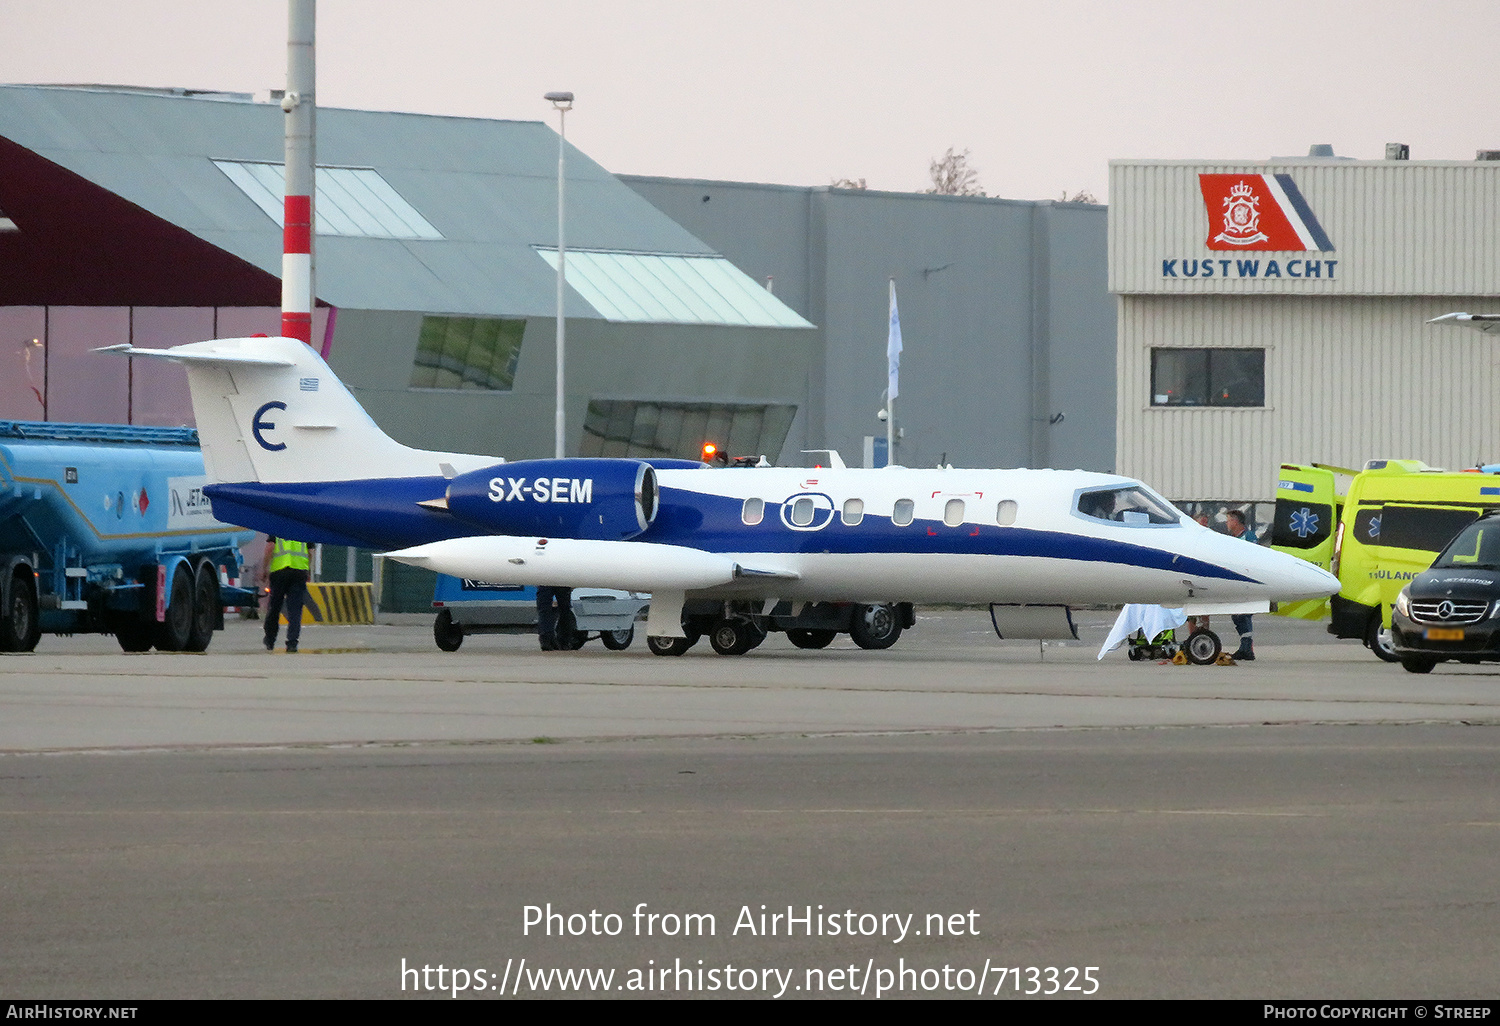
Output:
[1274,174,1334,252]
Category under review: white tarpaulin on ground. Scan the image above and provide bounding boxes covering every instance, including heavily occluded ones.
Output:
[1098,604,1188,660]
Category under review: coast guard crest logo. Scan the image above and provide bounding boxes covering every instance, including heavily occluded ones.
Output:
[1198,174,1335,252]
[1217,182,1267,246]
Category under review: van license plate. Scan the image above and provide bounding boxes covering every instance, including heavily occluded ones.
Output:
[1426,627,1465,641]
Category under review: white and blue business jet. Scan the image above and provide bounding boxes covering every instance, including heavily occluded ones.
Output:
[106,337,1337,657]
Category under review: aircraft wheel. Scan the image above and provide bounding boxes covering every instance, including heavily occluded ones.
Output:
[601,626,634,651]
[708,618,757,656]
[1366,614,1400,663]
[434,609,464,652]
[787,628,836,650]
[1184,629,1222,665]
[155,564,194,652]
[1401,655,1438,674]
[185,563,219,653]
[1,569,40,652]
[849,603,902,650]
[648,634,696,657]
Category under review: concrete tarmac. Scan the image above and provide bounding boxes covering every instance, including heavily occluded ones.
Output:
[2,612,1498,999]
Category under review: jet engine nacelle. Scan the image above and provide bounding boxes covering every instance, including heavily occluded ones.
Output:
[445,458,658,540]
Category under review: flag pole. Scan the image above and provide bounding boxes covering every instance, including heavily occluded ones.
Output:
[887,277,901,465]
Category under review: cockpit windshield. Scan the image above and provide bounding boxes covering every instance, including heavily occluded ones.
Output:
[1431,520,1500,569]
[1075,486,1181,526]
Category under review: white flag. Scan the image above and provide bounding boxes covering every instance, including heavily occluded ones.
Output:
[887,279,902,401]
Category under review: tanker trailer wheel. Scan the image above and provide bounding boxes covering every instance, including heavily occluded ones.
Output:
[155,564,194,652]
[1,568,40,652]
[849,603,903,650]
[1184,629,1222,665]
[185,562,219,653]
[433,609,464,652]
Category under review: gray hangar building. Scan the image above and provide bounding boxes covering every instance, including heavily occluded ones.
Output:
[0,84,1116,604]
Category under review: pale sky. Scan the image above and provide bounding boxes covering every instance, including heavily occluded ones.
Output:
[3,1,1497,201]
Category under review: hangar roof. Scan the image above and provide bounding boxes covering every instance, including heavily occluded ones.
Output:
[0,85,808,324]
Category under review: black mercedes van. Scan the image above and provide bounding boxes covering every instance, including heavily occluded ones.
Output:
[1390,513,1500,673]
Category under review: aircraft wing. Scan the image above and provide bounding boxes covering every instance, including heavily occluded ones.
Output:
[1428,312,1500,335]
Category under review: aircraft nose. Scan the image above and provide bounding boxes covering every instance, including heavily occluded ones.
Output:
[1261,548,1340,601]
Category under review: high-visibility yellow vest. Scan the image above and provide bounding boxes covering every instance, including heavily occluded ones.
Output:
[269,538,310,573]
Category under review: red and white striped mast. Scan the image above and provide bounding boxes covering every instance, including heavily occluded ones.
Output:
[281,0,315,345]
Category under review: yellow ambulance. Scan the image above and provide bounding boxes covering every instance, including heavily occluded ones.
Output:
[1272,461,1500,660]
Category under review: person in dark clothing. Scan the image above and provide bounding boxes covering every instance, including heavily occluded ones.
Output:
[262,535,310,653]
[535,586,575,651]
[1225,510,1258,660]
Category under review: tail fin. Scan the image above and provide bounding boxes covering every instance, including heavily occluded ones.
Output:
[102,337,498,484]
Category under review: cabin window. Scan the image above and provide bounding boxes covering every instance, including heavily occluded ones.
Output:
[943,499,965,527]
[790,496,816,527]
[892,498,914,526]
[742,497,764,525]
[1075,486,1180,525]
[996,499,1018,526]
[842,498,864,526]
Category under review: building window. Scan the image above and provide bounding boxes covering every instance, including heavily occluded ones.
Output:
[580,399,796,462]
[409,316,525,391]
[1150,348,1264,407]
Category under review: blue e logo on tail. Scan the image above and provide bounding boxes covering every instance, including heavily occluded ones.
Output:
[252,401,288,451]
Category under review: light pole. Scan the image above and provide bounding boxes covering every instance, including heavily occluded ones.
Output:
[545,91,573,459]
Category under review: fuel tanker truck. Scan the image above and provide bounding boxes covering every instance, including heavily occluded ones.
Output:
[0,421,255,652]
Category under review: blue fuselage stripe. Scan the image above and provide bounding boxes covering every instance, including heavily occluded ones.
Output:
[205,481,1256,584]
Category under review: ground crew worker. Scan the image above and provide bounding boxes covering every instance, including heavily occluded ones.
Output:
[1226,510,1257,660]
[262,535,310,653]
[535,586,575,651]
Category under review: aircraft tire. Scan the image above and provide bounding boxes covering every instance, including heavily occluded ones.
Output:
[708,618,756,656]
[1401,654,1438,674]
[647,634,695,657]
[154,564,194,652]
[787,628,836,650]
[601,626,634,651]
[185,562,219,653]
[1,568,40,652]
[849,604,902,650]
[1184,629,1221,665]
[1366,614,1400,663]
[434,609,464,652]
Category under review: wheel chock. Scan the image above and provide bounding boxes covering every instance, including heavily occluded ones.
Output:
[1171,651,1188,665]
[1215,652,1236,666]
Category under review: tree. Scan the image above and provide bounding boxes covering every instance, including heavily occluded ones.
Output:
[830,177,868,190]
[926,147,985,196]
[1058,188,1100,204]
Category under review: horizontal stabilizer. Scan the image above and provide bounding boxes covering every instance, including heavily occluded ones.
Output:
[1428,312,1500,335]
[96,343,296,367]
[386,535,739,593]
